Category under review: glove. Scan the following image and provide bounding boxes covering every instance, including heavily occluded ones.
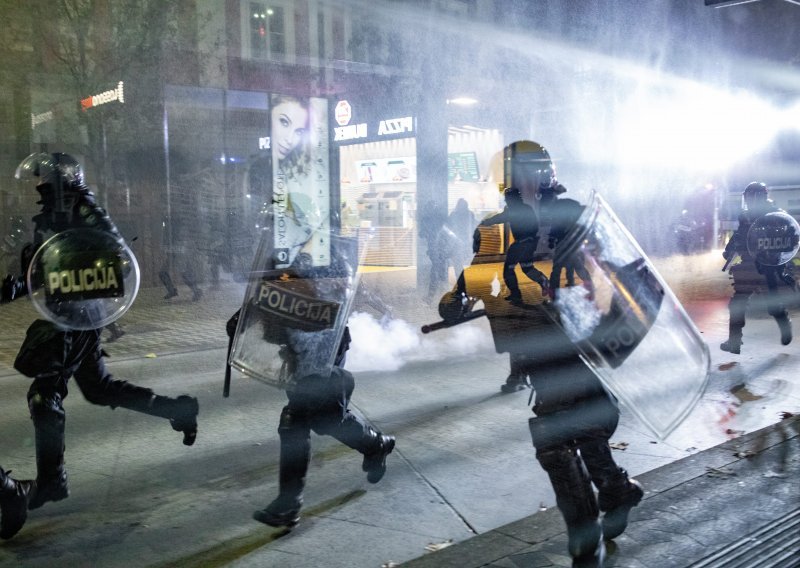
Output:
[226,309,241,339]
[722,250,730,261]
[1,275,24,304]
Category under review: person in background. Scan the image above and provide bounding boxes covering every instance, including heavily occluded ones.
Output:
[720,181,794,354]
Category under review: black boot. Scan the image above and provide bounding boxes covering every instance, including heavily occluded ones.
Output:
[580,442,644,541]
[0,469,33,539]
[599,475,644,540]
[501,373,528,393]
[362,434,396,484]
[27,470,69,511]
[159,271,178,299]
[27,392,70,510]
[502,354,529,393]
[721,323,743,354]
[149,395,199,446]
[254,407,309,528]
[720,338,742,354]
[321,410,395,484]
[775,315,792,346]
[253,494,302,528]
[535,443,604,567]
[569,520,606,568]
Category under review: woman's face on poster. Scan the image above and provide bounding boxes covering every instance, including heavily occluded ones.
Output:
[272,100,309,161]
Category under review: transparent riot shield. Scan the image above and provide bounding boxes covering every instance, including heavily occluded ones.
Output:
[229,224,363,390]
[549,191,710,440]
[27,229,140,330]
[746,210,800,266]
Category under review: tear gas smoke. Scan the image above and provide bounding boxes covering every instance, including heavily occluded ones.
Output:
[346,311,491,372]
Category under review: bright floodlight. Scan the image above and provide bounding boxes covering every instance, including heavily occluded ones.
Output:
[447,97,478,106]
[615,84,783,171]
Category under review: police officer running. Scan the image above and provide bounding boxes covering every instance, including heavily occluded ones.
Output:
[0,153,199,538]
[439,141,643,567]
[721,182,795,354]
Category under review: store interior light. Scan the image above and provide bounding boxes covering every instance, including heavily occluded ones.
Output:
[447,97,478,106]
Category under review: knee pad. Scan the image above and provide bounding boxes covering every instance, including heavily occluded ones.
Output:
[28,390,65,423]
[278,406,310,438]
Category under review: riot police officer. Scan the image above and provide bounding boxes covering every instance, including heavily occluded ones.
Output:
[721,182,794,354]
[0,153,199,537]
[226,231,395,529]
[440,141,643,567]
[250,326,396,528]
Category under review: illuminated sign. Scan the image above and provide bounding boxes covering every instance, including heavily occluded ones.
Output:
[258,136,271,150]
[31,111,54,128]
[81,81,125,111]
[334,123,368,141]
[335,100,352,126]
[331,103,416,144]
[378,116,413,136]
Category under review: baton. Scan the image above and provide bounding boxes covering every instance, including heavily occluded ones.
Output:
[421,309,486,334]
[721,253,738,272]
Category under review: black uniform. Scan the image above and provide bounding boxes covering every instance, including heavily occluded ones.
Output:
[521,325,643,564]
[440,145,642,565]
[439,280,642,566]
[253,327,394,527]
[233,245,396,528]
[0,154,199,527]
[721,201,793,354]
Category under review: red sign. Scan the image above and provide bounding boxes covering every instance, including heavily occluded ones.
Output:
[335,100,352,126]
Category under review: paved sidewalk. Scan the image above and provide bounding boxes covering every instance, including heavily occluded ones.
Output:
[401,415,800,568]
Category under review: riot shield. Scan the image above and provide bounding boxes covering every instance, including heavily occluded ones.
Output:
[746,210,800,266]
[229,223,362,389]
[548,191,710,440]
[27,229,140,330]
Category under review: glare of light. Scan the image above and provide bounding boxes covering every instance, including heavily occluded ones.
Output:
[614,84,783,171]
[447,97,478,106]
[785,101,800,131]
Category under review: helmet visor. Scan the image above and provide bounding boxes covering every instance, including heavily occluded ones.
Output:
[14,153,56,186]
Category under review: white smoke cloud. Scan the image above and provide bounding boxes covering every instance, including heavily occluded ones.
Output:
[346,310,491,372]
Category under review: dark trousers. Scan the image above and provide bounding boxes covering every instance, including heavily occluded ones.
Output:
[524,354,633,527]
[16,320,187,483]
[276,368,381,501]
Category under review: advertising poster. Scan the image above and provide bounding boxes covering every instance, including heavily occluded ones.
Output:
[271,95,330,268]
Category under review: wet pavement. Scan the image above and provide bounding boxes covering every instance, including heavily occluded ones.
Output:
[401,415,800,568]
[0,251,798,567]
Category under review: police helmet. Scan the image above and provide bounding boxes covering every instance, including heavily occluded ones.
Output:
[504,140,557,197]
[741,181,770,214]
[15,153,86,213]
[504,187,523,202]
[16,153,85,189]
